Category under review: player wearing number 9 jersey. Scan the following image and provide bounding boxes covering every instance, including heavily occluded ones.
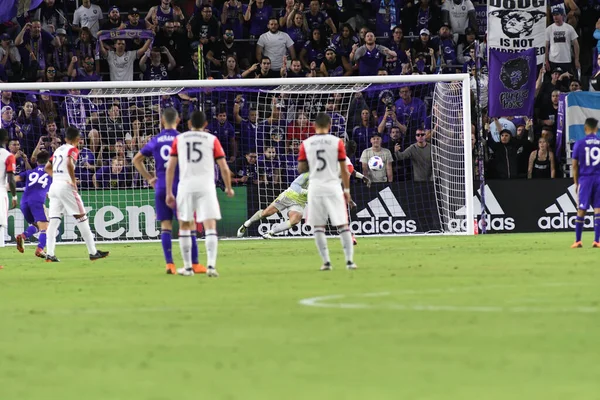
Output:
[166,111,235,277]
[15,151,52,258]
[298,113,356,271]
[571,117,600,248]
[133,108,205,275]
[44,126,109,262]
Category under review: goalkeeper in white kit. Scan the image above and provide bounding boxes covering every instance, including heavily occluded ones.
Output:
[237,172,309,239]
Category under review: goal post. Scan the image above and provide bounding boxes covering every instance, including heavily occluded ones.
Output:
[1,74,474,243]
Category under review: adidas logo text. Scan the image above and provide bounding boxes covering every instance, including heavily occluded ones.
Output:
[353,187,417,234]
[450,184,515,232]
[538,184,595,229]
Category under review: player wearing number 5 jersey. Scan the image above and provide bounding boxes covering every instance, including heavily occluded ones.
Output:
[44,126,109,262]
[298,113,356,271]
[166,111,235,277]
[15,151,52,259]
[0,129,18,254]
[571,118,600,248]
[133,108,205,275]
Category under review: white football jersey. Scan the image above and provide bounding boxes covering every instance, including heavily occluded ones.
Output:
[51,144,79,184]
[0,148,16,191]
[299,134,346,193]
[170,130,225,192]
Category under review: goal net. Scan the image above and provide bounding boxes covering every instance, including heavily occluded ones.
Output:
[1,75,473,244]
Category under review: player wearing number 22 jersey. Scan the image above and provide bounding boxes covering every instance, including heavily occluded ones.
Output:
[44,126,109,262]
[571,117,600,248]
[297,113,356,271]
[15,151,52,258]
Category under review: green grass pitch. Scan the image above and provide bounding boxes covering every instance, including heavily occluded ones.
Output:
[0,233,599,400]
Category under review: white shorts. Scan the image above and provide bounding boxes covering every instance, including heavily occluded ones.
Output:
[48,183,87,218]
[0,191,8,227]
[306,191,348,227]
[176,188,221,223]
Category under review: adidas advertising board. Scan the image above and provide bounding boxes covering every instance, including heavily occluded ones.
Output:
[450,184,516,232]
[246,183,442,236]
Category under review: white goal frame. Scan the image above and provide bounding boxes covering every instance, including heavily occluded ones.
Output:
[1,74,474,236]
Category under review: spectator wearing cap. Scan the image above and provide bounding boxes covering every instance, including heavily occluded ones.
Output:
[140,46,176,81]
[488,116,516,143]
[486,128,521,179]
[375,0,400,39]
[34,0,68,34]
[403,0,442,37]
[14,20,60,81]
[99,35,152,81]
[256,18,296,73]
[207,29,246,75]
[456,26,477,65]
[432,23,457,72]
[1,106,21,141]
[394,127,432,182]
[244,0,273,39]
[0,34,22,80]
[545,7,580,74]
[101,6,122,31]
[320,46,352,76]
[411,28,435,59]
[122,8,153,31]
[350,31,397,76]
[360,133,394,182]
[17,100,44,156]
[535,66,570,106]
[72,0,104,38]
[441,0,477,37]
[299,27,327,70]
[67,55,101,83]
[48,28,72,77]
[155,20,189,68]
[304,0,336,35]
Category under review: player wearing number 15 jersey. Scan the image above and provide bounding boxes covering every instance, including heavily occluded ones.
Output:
[44,126,109,262]
[133,108,205,275]
[166,111,235,277]
[571,117,600,248]
[298,113,356,271]
[15,151,52,258]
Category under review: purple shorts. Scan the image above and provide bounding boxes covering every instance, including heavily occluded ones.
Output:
[155,187,176,222]
[578,177,600,210]
[21,199,48,224]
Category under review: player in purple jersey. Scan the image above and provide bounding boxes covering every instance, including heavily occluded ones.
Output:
[15,151,51,259]
[571,118,600,248]
[133,108,206,274]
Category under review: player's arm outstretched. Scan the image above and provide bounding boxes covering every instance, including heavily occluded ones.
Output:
[133,152,156,188]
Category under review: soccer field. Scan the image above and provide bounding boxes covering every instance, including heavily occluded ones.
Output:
[0,233,598,400]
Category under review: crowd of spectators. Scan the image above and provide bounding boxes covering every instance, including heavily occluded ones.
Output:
[0,0,599,190]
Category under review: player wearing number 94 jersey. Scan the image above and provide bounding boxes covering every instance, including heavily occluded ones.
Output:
[298,113,356,271]
[571,117,600,248]
[166,111,235,277]
[133,108,205,275]
[15,151,52,259]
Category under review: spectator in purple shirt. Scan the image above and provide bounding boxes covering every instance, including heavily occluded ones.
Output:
[73,27,97,60]
[375,0,401,39]
[14,20,59,81]
[285,11,309,56]
[305,0,336,34]
[1,92,17,114]
[140,46,176,80]
[206,109,237,162]
[17,101,44,156]
[403,0,442,37]
[8,140,32,182]
[75,138,97,189]
[93,157,131,189]
[49,29,72,78]
[258,145,281,184]
[352,108,377,155]
[395,86,427,141]
[67,55,101,84]
[244,0,273,38]
[350,31,396,76]
[221,0,246,39]
[330,23,360,59]
[1,106,21,141]
[235,104,258,156]
[300,27,327,70]
[231,150,259,185]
